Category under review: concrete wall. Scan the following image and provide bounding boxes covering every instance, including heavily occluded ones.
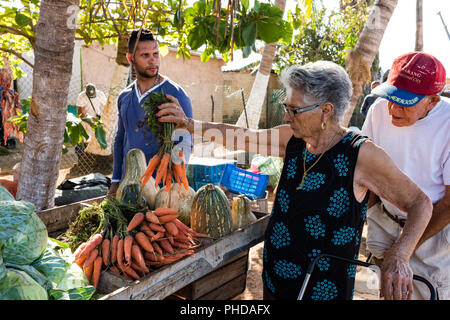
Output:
[80,43,225,122]
[221,70,282,128]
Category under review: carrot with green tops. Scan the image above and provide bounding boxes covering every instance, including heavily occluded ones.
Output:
[127,212,145,231]
[154,207,178,216]
[74,242,87,260]
[101,239,111,266]
[154,153,170,187]
[84,264,94,283]
[135,232,154,253]
[124,235,133,264]
[131,244,146,270]
[140,153,161,187]
[92,256,103,288]
[83,248,99,268]
[78,233,103,259]
[110,235,119,264]
[172,162,189,190]
[166,169,172,192]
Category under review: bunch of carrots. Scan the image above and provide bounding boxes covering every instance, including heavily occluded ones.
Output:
[139,91,190,192]
[72,207,208,287]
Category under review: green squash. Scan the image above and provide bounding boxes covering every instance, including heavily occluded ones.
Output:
[155,183,196,226]
[190,184,233,239]
[231,194,257,230]
[116,148,159,207]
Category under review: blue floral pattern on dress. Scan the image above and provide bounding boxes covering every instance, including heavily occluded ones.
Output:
[263,270,275,293]
[341,132,354,144]
[298,172,326,191]
[286,156,298,179]
[333,154,350,176]
[327,188,350,218]
[304,148,319,163]
[361,202,368,221]
[277,189,290,213]
[274,260,302,279]
[304,215,326,239]
[347,264,357,279]
[307,249,330,271]
[270,222,291,249]
[311,279,338,300]
[331,226,356,246]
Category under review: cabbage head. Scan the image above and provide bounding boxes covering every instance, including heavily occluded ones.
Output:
[0,198,48,265]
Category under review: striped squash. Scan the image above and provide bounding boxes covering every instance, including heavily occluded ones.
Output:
[190,184,233,239]
[231,194,257,230]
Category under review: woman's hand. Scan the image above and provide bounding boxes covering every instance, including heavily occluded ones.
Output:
[157,94,192,131]
[380,249,414,300]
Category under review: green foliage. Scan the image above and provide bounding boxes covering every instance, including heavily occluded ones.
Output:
[6,97,107,154]
[274,0,370,72]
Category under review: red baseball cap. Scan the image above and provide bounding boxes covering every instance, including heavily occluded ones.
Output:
[372,52,446,107]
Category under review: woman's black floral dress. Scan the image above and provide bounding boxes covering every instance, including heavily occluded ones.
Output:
[262,131,369,300]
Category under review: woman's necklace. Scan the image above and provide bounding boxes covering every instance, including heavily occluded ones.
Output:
[296,131,342,191]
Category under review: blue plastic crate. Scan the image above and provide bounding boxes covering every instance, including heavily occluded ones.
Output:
[220,163,269,199]
[186,157,237,191]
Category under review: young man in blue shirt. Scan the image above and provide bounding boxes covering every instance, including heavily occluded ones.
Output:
[108,29,193,195]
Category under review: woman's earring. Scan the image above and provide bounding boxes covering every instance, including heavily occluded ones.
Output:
[321,122,326,130]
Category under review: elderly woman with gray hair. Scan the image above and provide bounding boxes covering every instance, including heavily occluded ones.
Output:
[157,61,432,300]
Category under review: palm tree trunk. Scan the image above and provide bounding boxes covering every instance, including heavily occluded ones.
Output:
[342,0,398,126]
[234,0,286,129]
[85,34,129,156]
[415,0,423,51]
[16,0,79,210]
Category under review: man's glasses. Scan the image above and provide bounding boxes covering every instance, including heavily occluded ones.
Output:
[283,103,321,118]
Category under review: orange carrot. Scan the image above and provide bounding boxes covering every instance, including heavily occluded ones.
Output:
[172,241,191,249]
[140,223,156,238]
[111,235,119,264]
[159,239,175,254]
[151,231,165,242]
[165,221,179,236]
[149,223,166,233]
[83,248,99,268]
[78,233,103,259]
[131,261,149,274]
[131,244,146,270]
[92,256,103,288]
[74,242,87,260]
[154,207,178,216]
[172,163,182,186]
[116,238,125,269]
[173,162,189,190]
[121,265,140,280]
[124,235,134,264]
[144,252,158,262]
[101,239,111,266]
[140,154,161,187]
[145,211,160,224]
[75,254,88,267]
[127,212,145,231]
[109,265,121,276]
[152,241,163,255]
[154,153,170,187]
[158,214,178,224]
[134,232,154,253]
[166,170,172,192]
[84,264,94,283]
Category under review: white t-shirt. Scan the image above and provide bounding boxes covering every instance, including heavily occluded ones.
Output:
[362,97,450,218]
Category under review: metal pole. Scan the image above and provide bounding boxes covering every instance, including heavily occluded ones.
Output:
[437,11,450,42]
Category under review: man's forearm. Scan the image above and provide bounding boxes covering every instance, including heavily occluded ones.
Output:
[415,188,450,249]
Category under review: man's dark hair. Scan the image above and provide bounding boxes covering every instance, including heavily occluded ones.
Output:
[128,28,156,53]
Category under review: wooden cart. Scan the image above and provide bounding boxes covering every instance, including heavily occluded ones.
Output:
[37,196,270,300]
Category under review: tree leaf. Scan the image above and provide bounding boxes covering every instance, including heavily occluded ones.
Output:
[15,13,31,27]
[94,126,107,149]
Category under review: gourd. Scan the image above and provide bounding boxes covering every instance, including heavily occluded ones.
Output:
[154,183,196,225]
[116,148,159,208]
[190,183,233,239]
[231,194,257,230]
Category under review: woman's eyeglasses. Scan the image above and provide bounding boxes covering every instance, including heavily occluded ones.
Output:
[283,103,321,117]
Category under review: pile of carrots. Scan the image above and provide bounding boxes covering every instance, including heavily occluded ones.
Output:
[73,207,208,287]
[139,149,189,192]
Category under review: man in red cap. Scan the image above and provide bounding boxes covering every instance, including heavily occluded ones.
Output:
[362,52,449,300]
